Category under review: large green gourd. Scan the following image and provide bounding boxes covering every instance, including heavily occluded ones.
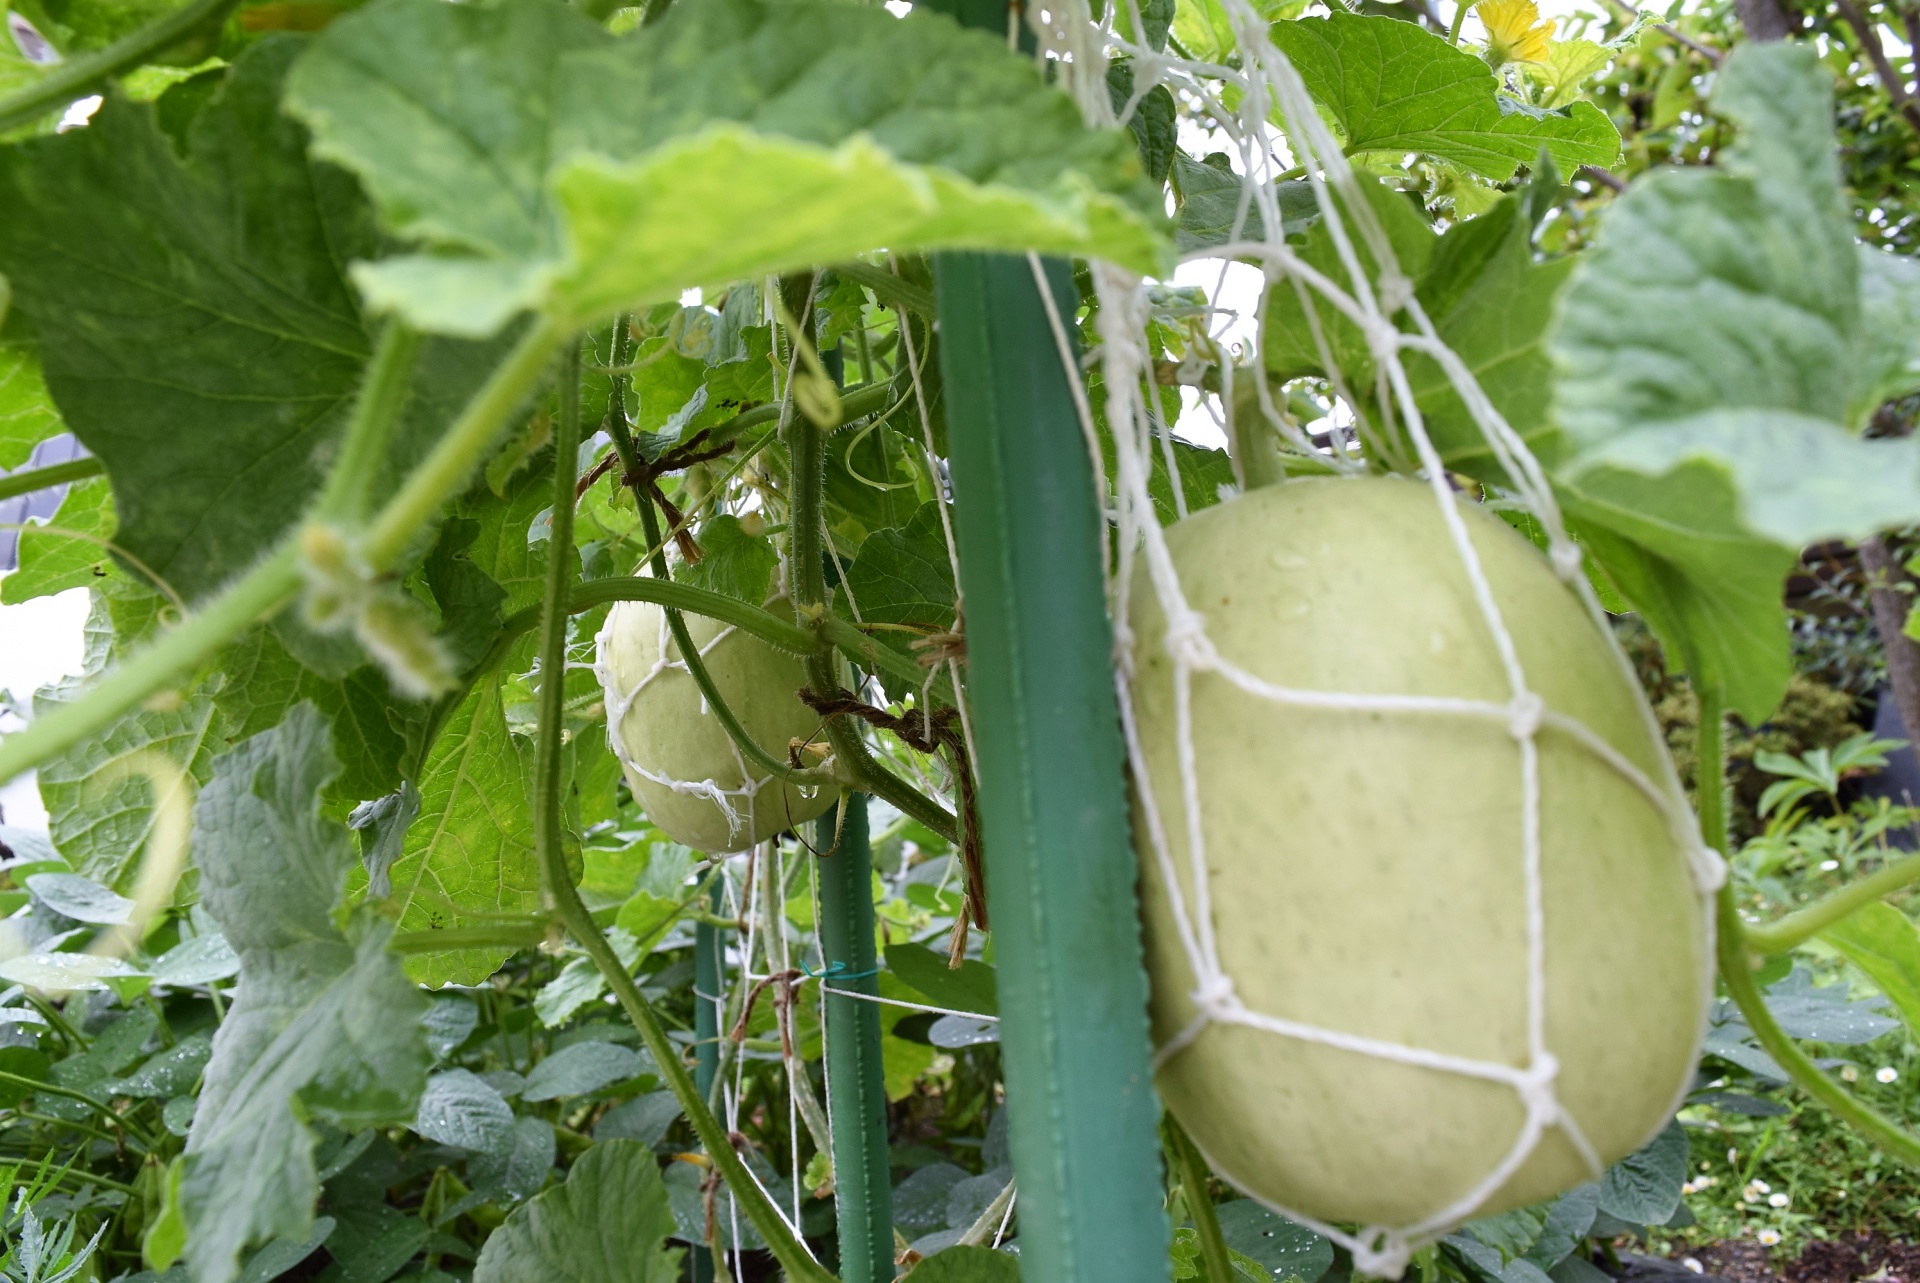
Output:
[1128,477,1709,1229]
[596,596,836,852]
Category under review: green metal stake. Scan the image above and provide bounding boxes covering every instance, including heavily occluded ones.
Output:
[816,796,893,1282]
[694,889,723,1283]
[932,237,1171,1282]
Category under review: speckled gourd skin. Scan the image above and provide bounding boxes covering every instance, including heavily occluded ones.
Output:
[598,597,837,853]
[1128,476,1709,1229]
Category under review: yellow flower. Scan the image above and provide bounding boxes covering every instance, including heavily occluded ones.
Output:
[1478,0,1554,66]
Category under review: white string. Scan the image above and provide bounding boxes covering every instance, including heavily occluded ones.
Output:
[1031,4,1724,1271]
[817,984,1000,1024]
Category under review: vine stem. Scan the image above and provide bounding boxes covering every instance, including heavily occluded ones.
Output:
[785,389,958,842]
[1167,1118,1233,1283]
[0,456,102,503]
[316,321,422,524]
[0,543,299,787]
[1743,850,1920,956]
[631,497,823,785]
[362,317,565,571]
[1705,687,1920,1167]
[529,336,834,1283]
[0,316,561,789]
[0,0,241,132]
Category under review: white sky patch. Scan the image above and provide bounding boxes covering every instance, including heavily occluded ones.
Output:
[56,94,101,132]
[0,585,90,832]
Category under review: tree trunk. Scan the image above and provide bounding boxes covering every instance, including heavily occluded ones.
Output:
[1861,534,1920,748]
[1734,0,1794,40]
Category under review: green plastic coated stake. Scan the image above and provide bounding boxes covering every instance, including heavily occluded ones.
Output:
[933,245,1172,1279]
[816,796,893,1282]
[693,889,723,1283]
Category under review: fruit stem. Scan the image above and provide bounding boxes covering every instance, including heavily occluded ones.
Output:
[1706,687,1920,1168]
[528,335,835,1283]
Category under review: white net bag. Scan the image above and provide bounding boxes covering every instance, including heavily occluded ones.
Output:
[1023,1,1730,1272]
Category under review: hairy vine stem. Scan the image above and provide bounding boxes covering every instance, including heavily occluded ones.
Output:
[528,336,834,1283]
[316,321,423,524]
[783,345,959,841]
[0,0,242,132]
[0,316,562,789]
[363,318,565,571]
[0,543,300,787]
[1706,688,1920,1168]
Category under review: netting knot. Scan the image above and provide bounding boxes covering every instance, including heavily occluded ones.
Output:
[1687,842,1729,893]
[1506,691,1545,740]
[1162,608,1217,671]
[1548,538,1584,583]
[1517,1054,1561,1123]
[1352,1229,1413,1280]
[1361,314,1403,362]
[1191,972,1238,1018]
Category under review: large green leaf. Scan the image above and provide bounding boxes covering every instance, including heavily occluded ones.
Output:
[381,663,538,986]
[1553,45,1855,447]
[845,502,957,629]
[1550,42,1920,719]
[1268,14,1619,180]
[0,41,503,600]
[0,344,62,470]
[183,705,428,1283]
[33,674,222,892]
[284,0,1165,337]
[1262,181,1563,478]
[471,1140,680,1283]
[33,581,415,893]
[211,625,417,803]
[1823,901,1920,1039]
[1857,247,1920,426]
[2,474,115,604]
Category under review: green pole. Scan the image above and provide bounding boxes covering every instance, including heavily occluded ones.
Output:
[932,244,1171,1283]
[816,796,893,1282]
[693,888,723,1283]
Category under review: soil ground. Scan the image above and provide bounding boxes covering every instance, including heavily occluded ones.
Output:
[1655,1234,1920,1283]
